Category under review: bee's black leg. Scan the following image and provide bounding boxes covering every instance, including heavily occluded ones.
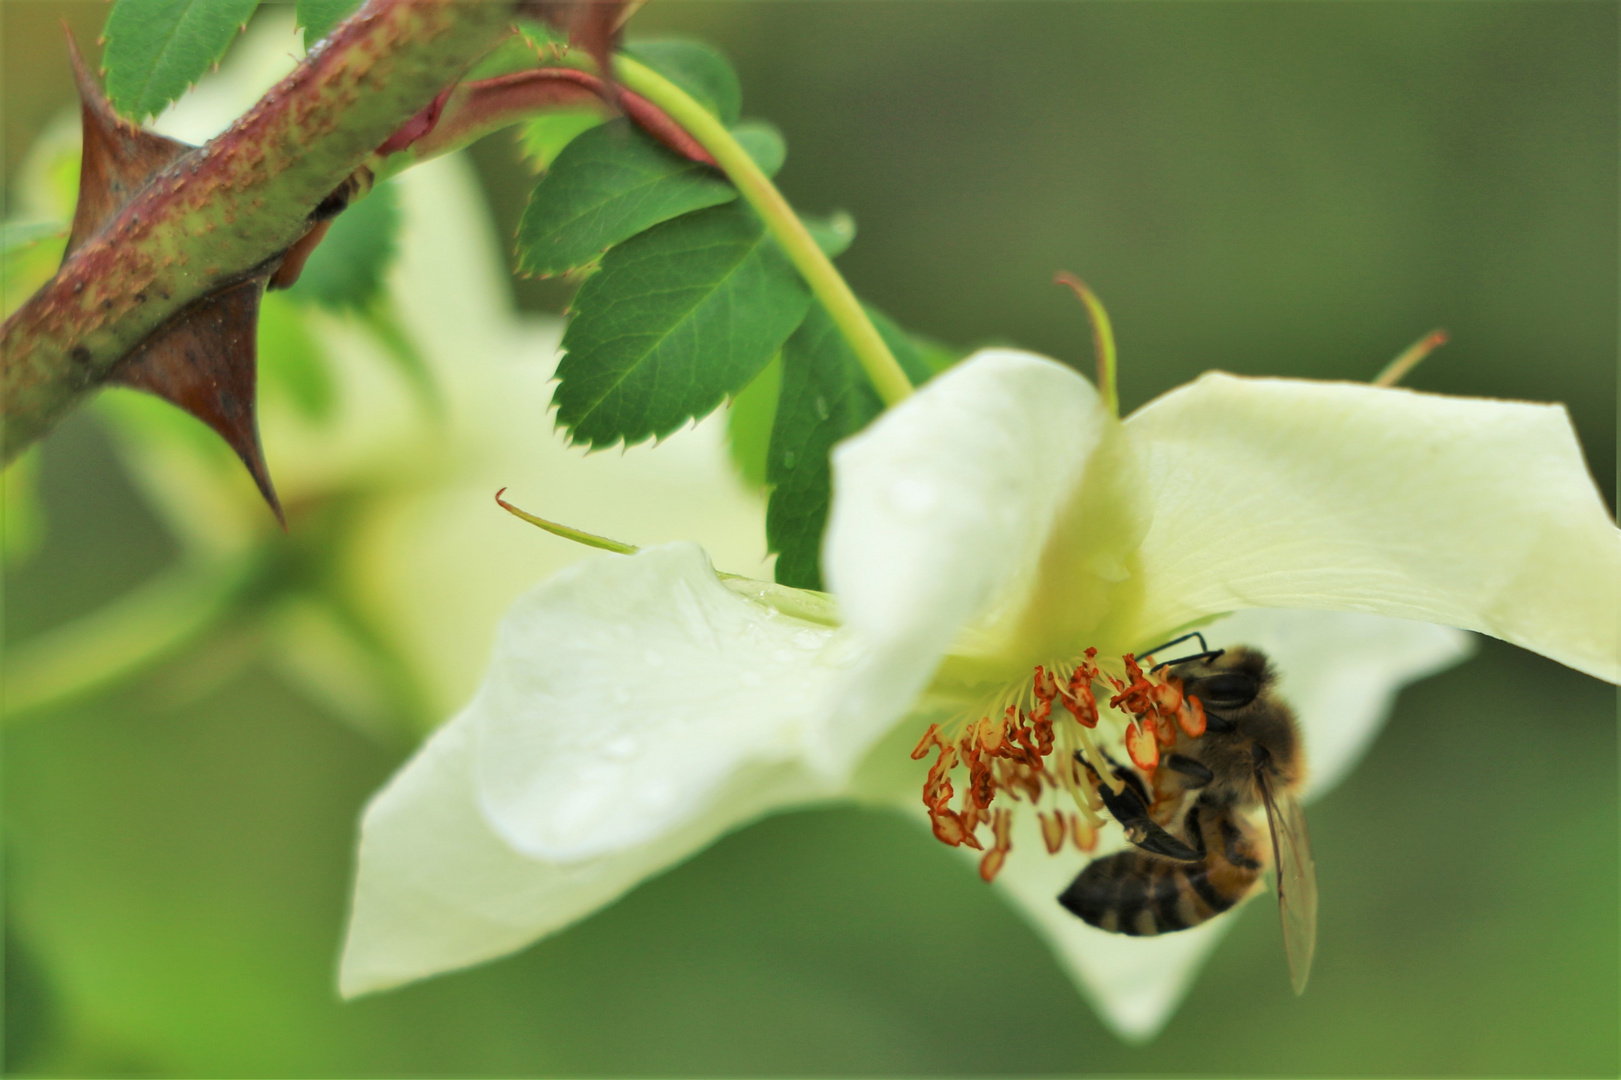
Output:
[1163,753,1214,787]
[1079,753,1203,862]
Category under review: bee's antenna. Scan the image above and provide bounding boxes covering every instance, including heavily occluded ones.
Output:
[1141,631,1210,658]
[1150,647,1226,673]
[1141,632,1227,672]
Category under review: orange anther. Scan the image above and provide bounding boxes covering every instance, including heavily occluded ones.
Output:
[976,807,1013,881]
[958,798,985,848]
[1125,721,1160,771]
[1039,811,1067,854]
[979,848,1007,882]
[929,808,968,846]
[1071,817,1098,852]
[1180,695,1207,737]
[1062,674,1099,727]
[1150,679,1183,715]
[911,723,944,759]
[978,716,1003,753]
[1152,709,1177,747]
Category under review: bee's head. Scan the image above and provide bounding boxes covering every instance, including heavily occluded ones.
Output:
[1173,647,1271,724]
[1170,647,1304,801]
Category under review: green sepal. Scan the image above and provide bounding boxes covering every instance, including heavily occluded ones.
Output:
[767,302,931,590]
[102,0,262,121]
[554,201,813,449]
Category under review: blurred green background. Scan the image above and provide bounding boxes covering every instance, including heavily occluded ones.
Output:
[3,2,1617,1076]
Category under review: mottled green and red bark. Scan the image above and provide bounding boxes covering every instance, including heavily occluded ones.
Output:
[0,0,515,460]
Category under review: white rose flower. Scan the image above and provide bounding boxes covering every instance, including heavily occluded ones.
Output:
[342,348,1618,1036]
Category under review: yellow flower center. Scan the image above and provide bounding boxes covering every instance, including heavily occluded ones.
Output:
[911,648,1209,882]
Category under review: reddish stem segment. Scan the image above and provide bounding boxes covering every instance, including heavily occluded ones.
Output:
[385,66,718,167]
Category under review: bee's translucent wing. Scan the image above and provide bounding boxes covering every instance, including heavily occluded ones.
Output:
[1259,771,1317,994]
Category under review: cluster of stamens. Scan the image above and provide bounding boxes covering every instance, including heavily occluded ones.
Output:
[912,648,1210,882]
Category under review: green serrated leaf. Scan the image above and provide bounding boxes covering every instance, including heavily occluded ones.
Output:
[518,118,785,280]
[767,303,931,590]
[624,39,742,126]
[726,353,781,491]
[288,181,400,311]
[516,110,606,173]
[518,120,731,278]
[556,202,812,448]
[296,0,361,46]
[102,0,262,121]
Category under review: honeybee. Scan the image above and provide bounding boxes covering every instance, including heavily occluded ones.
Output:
[1058,644,1319,994]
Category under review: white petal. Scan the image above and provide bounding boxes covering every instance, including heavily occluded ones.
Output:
[1126,375,1621,682]
[471,543,847,861]
[1210,608,1474,799]
[822,350,1128,767]
[341,704,814,996]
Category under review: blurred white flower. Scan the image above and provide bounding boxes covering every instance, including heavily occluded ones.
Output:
[343,347,1620,1036]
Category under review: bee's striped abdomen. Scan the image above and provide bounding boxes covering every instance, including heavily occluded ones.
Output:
[1058,806,1264,936]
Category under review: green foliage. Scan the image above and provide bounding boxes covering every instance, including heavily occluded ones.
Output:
[517,119,786,279]
[801,210,856,259]
[729,120,786,179]
[520,35,889,575]
[767,304,929,589]
[726,355,782,491]
[517,120,737,279]
[2,447,46,569]
[102,0,261,121]
[289,183,400,312]
[516,111,606,173]
[284,184,436,412]
[2,225,67,321]
[296,0,362,47]
[516,18,570,54]
[910,332,968,376]
[625,40,742,126]
[555,203,811,449]
[257,293,334,424]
